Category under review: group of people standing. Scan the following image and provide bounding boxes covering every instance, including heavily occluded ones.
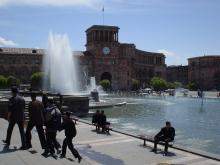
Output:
[2,87,82,163]
[92,110,110,133]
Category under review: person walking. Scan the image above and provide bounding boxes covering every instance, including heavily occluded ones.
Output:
[25,93,46,149]
[2,86,26,149]
[42,98,61,157]
[60,111,82,163]
[152,121,175,155]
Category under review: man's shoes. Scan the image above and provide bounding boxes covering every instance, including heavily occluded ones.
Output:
[60,154,65,159]
[57,148,61,155]
[3,145,9,150]
[78,156,82,163]
[2,140,9,144]
[51,153,58,159]
[41,151,49,157]
[19,146,27,150]
[163,151,168,156]
[151,148,157,153]
[26,144,32,149]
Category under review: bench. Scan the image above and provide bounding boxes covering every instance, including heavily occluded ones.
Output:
[138,134,174,147]
[92,122,112,133]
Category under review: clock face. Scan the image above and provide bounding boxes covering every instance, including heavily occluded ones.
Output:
[103,47,110,55]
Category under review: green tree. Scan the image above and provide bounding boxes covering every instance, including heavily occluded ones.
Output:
[99,79,111,91]
[31,72,44,90]
[131,79,140,91]
[167,82,175,89]
[0,75,7,88]
[173,81,182,88]
[150,77,167,91]
[187,82,198,91]
[7,76,20,87]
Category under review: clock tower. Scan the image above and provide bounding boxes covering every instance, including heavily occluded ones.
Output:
[85,25,124,90]
[85,25,120,57]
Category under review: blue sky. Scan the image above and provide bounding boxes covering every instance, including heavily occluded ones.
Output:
[0,0,220,65]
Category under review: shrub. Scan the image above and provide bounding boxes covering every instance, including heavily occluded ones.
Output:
[150,77,167,91]
[31,72,44,90]
[0,75,7,88]
[187,82,198,91]
[131,79,140,91]
[99,79,111,91]
[7,76,20,87]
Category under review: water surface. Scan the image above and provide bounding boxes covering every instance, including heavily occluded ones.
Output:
[89,95,220,155]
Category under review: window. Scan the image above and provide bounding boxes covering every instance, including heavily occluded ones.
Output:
[32,49,37,53]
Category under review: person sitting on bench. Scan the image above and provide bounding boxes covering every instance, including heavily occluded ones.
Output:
[152,121,175,155]
[99,111,110,133]
[92,110,100,131]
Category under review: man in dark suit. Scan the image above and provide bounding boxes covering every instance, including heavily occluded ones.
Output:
[2,87,26,149]
[152,121,175,155]
[25,93,46,149]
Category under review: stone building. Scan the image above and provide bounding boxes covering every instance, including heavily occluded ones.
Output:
[166,65,188,85]
[188,56,220,90]
[0,25,166,90]
[84,25,166,90]
[0,47,43,82]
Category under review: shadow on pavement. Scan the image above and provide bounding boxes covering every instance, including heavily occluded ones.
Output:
[0,145,17,154]
[79,146,125,165]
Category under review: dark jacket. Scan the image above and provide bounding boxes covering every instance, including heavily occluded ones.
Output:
[44,105,61,132]
[156,127,175,140]
[100,114,106,126]
[8,95,25,122]
[92,113,99,124]
[61,118,76,138]
[28,100,44,125]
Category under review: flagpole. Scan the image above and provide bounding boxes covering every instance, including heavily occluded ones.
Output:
[102,6,104,25]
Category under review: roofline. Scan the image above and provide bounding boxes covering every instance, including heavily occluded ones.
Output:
[86,25,120,33]
[188,55,220,60]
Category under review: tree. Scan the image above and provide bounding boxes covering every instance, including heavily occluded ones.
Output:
[167,82,175,89]
[173,81,182,88]
[0,75,7,88]
[150,77,167,91]
[31,72,44,90]
[131,79,140,91]
[7,76,20,87]
[187,82,198,91]
[99,79,111,91]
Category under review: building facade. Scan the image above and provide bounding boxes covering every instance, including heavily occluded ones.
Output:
[0,25,166,90]
[166,65,188,85]
[84,25,166,90]
[0,47,43,82]
[188,56,220,90]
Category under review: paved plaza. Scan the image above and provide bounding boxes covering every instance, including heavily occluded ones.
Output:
[0,119,219,165]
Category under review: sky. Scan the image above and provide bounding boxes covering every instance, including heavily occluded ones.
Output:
[0,0,220,65]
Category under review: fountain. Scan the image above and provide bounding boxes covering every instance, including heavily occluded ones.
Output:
[43,32,89,116]
[43,32,79,94]
[89,77,99,102]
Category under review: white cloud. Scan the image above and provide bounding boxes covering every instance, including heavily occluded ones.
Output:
[157,49,176,57]
[0,36,18,46]
[0,0,102,9]
[157,49,187,65]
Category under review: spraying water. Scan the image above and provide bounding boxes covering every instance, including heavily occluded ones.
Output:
[43,32,79,94]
